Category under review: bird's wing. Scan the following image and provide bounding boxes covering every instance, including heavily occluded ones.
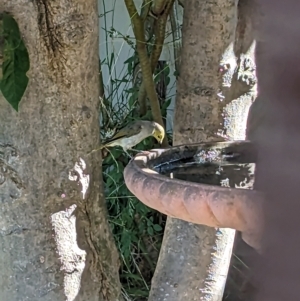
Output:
[104,122,143,144]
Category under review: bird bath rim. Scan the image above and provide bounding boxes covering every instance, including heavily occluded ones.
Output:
[123,140,264,250]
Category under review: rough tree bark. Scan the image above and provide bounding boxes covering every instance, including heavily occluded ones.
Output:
[0,1,122,301]
[148,0,256,300]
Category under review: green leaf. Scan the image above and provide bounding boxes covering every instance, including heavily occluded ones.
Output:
[161,98,172,111]
[124,55,135,65]
[114,78,129,83]
[116,161,125,171]
[126,288,149,297]
[121,273,144,282]
[102,148,123,165]
[163,65,170,77]
[138,136,155,150]
[128,94,136,108]
[174,69,180,76]
[108,52,115,70]
[153,224,162,232]
[121,231,132,258]
[165,76,170,86]
[137,220,146,232]
[124,55,135,74]
[154,74,161,84]
[147,226,154,236]
[0,13,30,111]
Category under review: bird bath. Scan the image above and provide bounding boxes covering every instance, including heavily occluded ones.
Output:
[124,141,264,250]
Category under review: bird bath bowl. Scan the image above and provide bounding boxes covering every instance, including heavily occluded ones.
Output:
[124,141,264,250]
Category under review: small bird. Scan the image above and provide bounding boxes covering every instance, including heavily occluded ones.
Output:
[90,120,165,156]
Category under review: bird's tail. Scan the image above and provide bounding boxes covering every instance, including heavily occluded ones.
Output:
[87,144,105,156]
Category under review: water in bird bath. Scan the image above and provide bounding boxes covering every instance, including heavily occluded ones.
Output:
[151,144,256,189]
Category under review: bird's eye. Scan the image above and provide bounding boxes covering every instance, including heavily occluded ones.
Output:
[158,135,162,139]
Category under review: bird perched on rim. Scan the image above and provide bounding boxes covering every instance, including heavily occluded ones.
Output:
[90,120,165,156]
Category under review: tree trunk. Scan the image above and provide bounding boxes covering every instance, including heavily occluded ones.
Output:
[0,1,122,301]
[148,0,256,300]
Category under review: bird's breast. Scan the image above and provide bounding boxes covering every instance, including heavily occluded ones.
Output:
[120,132,148,150]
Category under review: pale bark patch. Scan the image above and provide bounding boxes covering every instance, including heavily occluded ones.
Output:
[51,204,86,301]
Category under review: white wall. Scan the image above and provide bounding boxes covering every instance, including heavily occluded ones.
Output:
[98,0,183,133]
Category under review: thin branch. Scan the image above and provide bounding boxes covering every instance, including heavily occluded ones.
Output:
[124,0,168,146]
[137,0,175,116]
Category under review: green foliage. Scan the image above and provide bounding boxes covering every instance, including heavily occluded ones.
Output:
[99,2,177,300]
[102,134,167,300]
[0,13,30,111]
[100,37,172,301]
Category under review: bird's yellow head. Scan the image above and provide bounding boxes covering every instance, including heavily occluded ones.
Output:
[151,122,165,144]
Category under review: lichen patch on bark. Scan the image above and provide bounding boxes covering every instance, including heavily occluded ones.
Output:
[68,158,90,199]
